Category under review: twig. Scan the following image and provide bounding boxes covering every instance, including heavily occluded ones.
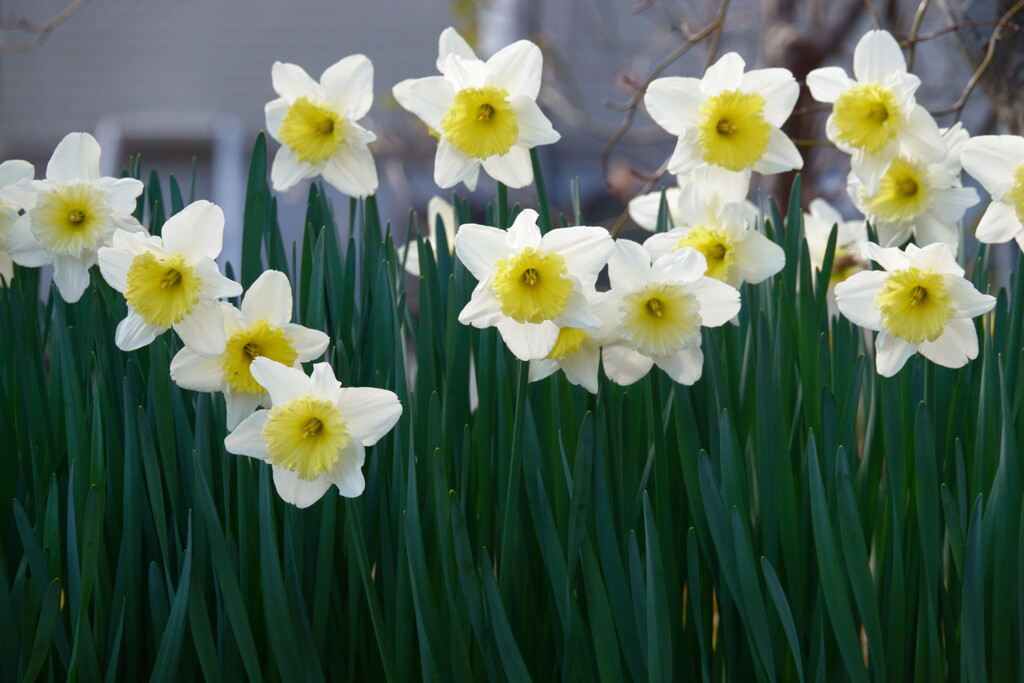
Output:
[0,0,90,52]
[610,155,672,238]
[863,0,882,29]
[901,20,1021,46]
[905,0,932,70]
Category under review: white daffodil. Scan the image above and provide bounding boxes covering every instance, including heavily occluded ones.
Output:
[455,208,613,360]
[396,195,457,277]
[644,52,802,179]
[169,270,330,429]
[97,200,242,354]
[806,30,945,194]
[802,198,868,316]
[595,241,740,386]
[393,26,560,190]
[960,134,1024,250]
[0,133,144,303]
[644,169,782,288]
[848,123,978,252]
[224,358,402,508]
[834,242,995,377]
[265,55,378,197]
[0,160,35,285]
[528,288,602,393]
[628,166,756,232]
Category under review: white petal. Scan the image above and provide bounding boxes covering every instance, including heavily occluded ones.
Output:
[46,132,101,182]
[334,386,402,446]
[834,270,887,330]
[434,139,478,190]
[690,278,741,326]
[643,231,681,261]
[557,341,601,393]
[511,97,560,148]
[628,191,668,232]
[874,221,912,249]
[753,128,803,174]
[272,466,332,508]
[429,195,457,250]
[912,216,958,251]
[945,277,996,318]
[666,130,703,176]
[740,68,798,127]
[271,146,314,193]
[308,362,343,404]
[961,136,1024,199]
[250,356,311,405]
[97,245,134,291]
[496,318,559,360]
[51,254,93,303]
[443,54,488,90]
[918,318,978,369]
[851,142,898,195]
[0,159,34,188]
[540,225,613,288]
[602,344,653,386]
[393,76,453,130]
[481,146,533,188]
[861,241,912,272]
[282,323,330,360]
[93,177,144,215]
[225,390,264,431]
[875,331,916,377]
[654,343,704,385]
[242,269,293,324]
[905,241,963,276]
[486,40,542,99]
[454,223,511,281]
[162,200,225,262]
[806,67,853,103]
[264,98,289,141]
[321,137,378,198]
[0,252,12,285]
[194,258,243,300]
[115,309,163,351]
[607,239,651,290]
[701,53,745,95]
[644,77,703,135]
[528,358,558,383]
[437,27,477,72]
[506,209,542,250]
[853,30,906,83]
[170,347,226,392]
[224,410,270,458]
[0,179,42,211]
[458,280,505,328]
[975,201,1022,244]
[650,244,709,283]
[734,230,785,283]
[553,287,602,330]
[271,61,323,101]
[899,106,946,164]
[174,300,228,356]
[397,241,422,277]
[322,54,373,119]
[6,215,51,267]
[325,441,366,497]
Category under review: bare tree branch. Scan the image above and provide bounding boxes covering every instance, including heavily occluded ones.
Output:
[905,0,933,70]
[0,0,90,52]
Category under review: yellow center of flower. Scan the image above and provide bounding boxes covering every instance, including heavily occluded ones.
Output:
[492,247,573,324]
[874,267,952,344]
[278,97,346,164]
[440,86,518,159]
[697,90,771,172]
[29,182,113,257]
[261,395,349,481]
[222,320,299,395]
[861,157,929,223]
[124,252,202,327]
[620,282,701,357]
[1007,163,1024,224]
[674,226,736,282]
[545,327,589,360]
[832,83,901,154]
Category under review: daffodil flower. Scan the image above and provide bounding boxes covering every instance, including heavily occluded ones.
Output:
[393,27,560,190]
[170,269,330,429]
[265,55,378,197]
[528,288,602,393]
[644,52,802,178]
[396,196,457,277]
[224,358,402,508]
[594,240,740,386]
[807,30,945,194]
[0,160,35,285]
[848,123,978,252]
[97,200,242,354]
[627,165,755,232]
[454,208,613,360]
[802,198,868,317]
[834,242,995,376]
[0,133,145,303]
[960,134,1024,250]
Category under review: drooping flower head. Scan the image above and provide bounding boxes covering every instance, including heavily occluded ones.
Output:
[170,269,330,429]
[265,55,378,197]
[802,198,868,317]
[455,208,613,360]
[396,195,457,277]
[848,123,978,252]
[806,30,945,193]
[0,133,144,302]
[644,52,803,179]
[393,27,560,190]
[224,358,402,508]
[960,134,1024,250]
[834,242,995,376]
[595,241,741,386]
[0,160,35,285]
[97,200,242,354]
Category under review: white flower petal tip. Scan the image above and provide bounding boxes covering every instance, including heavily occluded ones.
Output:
[266,56,379,197]
[224,359,400,506]
[644,53,800,176]
[835,241,995,376]
[394,28,558,190]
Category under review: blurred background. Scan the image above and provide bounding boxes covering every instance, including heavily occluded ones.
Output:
[0,0,1017,271]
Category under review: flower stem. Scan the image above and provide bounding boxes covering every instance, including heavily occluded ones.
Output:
[530,148,552,233]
